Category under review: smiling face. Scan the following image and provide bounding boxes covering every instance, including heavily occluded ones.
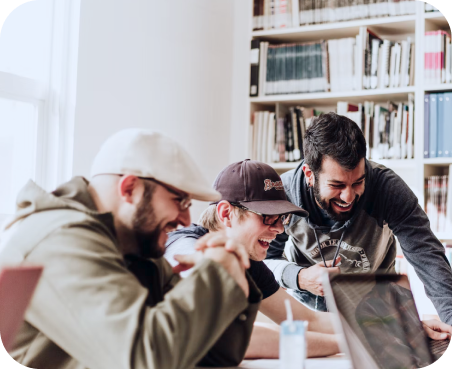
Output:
[128,178,191,258]
[305,156,366,222]
[226,206,284,261]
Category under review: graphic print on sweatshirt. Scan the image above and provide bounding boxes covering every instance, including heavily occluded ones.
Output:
[309,239,371,273]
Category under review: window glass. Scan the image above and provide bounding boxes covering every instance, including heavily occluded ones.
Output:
[0,97,37,215]
[0,0,53,80]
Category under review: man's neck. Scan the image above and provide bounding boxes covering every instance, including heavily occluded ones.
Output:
[87,183,140,256]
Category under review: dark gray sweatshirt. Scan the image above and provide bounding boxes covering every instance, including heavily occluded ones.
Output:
[265,160,452,324]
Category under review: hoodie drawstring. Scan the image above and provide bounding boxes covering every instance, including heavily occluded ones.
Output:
[313,227,346,268]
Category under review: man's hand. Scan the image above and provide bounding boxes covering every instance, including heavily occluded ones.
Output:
[297,258,341,296]
[194,231,250,269]
[422,319,452,340]
[173,248,249,297]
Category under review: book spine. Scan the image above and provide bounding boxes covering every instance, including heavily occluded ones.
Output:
[250,40,260,97]
[424,94,430,158]
[437,94,444,157]
[429,93,438,158]
[444,93,452,157]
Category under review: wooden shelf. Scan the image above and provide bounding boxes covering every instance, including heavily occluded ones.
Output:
[250,87,416,106]
[252,15,416,42]
[269,159,415,172]
[424,83,452,92]
[372,159,416,169]
[434,232,452,241]
[269,162,300,171]
[423,158,452,166]
[424,12,450,30]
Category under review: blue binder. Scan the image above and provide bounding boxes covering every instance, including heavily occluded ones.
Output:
[437,94,444,157]
[444,92,452,158]
[429,93,438,158]
[424,95,429,158]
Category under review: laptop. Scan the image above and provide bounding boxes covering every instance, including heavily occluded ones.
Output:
[0,266,43,352]
[323,273,450,369]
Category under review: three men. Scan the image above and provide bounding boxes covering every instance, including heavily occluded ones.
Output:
[0,130,260,369]
[266,112,452,325]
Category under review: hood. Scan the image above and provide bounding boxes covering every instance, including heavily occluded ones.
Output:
[166,223,209,248]
[3,177,113,232]
[281,160,374,233]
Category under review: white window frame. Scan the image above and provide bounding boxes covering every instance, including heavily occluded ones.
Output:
[0,0,80,192]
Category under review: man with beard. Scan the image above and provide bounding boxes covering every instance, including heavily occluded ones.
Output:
[265,112,452,326]
[0,129,260,369]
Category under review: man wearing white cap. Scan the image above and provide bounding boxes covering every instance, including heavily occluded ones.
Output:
[0,129,261,369]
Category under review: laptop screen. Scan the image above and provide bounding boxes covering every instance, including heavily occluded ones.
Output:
[327,274,433,369]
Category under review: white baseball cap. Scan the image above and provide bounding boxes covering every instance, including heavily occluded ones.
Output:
[90,129,221,202]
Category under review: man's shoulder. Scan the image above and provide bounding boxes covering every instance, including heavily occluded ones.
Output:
[280,168,297,187]
[166,224,209,247]
[0,208,117,264]
[367,160,414,196]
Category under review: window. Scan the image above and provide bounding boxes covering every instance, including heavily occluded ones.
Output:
[0,0,80,221]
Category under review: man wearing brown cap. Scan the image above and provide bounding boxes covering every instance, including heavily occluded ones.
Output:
[166,159,340,358]
[0,129,261,369]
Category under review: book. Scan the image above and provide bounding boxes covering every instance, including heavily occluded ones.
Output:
[250,40,261,97]
[444,93,452,157]
[258,42,269,96]
[437,95,445,157]
[429,93,438,158]
[424,94,430,158]
[407,93,414,159]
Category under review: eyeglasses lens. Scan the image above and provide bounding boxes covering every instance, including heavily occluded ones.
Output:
[263,214,290,226]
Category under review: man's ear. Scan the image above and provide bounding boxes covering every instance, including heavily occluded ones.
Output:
[216,201,233,228]
[302,163,314,187]
[118,175,141,204]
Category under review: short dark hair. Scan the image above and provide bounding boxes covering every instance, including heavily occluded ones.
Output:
[304,112,367,174]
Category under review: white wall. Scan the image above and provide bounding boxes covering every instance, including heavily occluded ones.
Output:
[74,0,235,218]
[229,0,252,164]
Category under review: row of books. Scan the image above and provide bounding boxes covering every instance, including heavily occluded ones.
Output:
[298,0,416,26]
[329,31,414,92]
[249,107,319,163]
[249,97,414,163]
[424,92,452,158]
[425,172,452,233]
[425,3,439,12]
[251,0,417,30]
[253,0,293,30]
[249,28,415,96]
[337,97,414,160]
[250,40,328,95]
[424,30,452,86]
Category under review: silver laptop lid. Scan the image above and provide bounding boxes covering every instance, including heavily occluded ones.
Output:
[323,273,433,369]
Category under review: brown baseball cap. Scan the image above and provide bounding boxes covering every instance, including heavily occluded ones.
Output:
[213,159,308,217]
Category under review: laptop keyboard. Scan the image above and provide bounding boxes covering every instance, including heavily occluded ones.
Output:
[429,338,450,357]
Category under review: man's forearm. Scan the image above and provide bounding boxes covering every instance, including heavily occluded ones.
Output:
[306,332,340,357]
[308,311,335,334]
[245,324,339,359]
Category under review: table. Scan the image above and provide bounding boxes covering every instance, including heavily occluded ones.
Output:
[201,355,351,369]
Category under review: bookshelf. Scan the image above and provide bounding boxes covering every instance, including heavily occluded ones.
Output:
[247,1,451,229]
[246,1,452,317]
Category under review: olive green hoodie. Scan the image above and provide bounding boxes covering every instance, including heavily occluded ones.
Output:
[0,177,261,369]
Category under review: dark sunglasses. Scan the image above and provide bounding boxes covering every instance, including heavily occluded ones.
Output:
[231,203,291,226]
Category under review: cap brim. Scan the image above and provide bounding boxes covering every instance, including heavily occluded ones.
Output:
[238,200,308,217]
[189,188,221,202]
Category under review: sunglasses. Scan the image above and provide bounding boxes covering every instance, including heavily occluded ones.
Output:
[231,203,291,226]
